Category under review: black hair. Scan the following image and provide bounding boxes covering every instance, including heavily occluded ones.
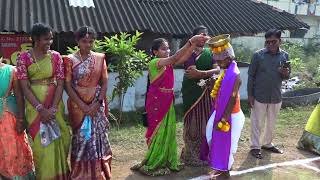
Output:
[151,38,168,56]
[192,25,208,36]
[0,49,7,64]
[265,29,282,39]
[75,26,96,41]
[30,23,52,46]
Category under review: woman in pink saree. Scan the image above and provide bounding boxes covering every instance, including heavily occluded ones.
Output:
[131,35,209,176]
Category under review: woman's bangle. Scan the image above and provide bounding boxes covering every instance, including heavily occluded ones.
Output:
[50,107,58,114]
[35,104,44,112]
[203,71,208,77]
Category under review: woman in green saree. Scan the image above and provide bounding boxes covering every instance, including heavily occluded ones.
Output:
[17,23,71,179]
[181,26,220,166]
[131,35,209,176]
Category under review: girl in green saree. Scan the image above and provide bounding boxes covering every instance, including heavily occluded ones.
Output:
[17,23,71,180]
[131,35,209,176]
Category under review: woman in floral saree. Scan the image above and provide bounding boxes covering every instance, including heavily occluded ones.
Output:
[64,26,111,179]
[17,23,71,179]
[0,55,35,179]
[131,35,209,176]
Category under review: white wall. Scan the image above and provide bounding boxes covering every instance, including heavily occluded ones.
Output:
[62,68,249,112]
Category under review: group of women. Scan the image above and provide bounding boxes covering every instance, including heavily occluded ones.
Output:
[0,23,208,180]
[0,23,111,180]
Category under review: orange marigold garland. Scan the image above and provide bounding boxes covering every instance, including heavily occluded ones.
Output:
[217,120,230,132]
[210,70,226,99]
[210,70,231,132]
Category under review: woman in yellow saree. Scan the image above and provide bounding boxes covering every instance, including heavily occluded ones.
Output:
[297,102,320,155]
[16,23,71,179]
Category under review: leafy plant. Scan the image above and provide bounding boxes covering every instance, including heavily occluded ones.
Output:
[233,44,255,63]
[102,31,149,125]
[66,46,79,54]
[281,41,305,75]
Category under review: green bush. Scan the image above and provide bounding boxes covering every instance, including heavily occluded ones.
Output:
[281,41,305,75]
[233,44,255,63]
[281,41,320,89]
[233,41,319,88]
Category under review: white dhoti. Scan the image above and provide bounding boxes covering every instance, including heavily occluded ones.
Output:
[206,110,245,170]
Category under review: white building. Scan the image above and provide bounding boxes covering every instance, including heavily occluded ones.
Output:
[260,0,320,38]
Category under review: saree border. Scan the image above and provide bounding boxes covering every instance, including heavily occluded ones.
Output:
[28,52,57,140]
[149,66,166,84]
[5,66,15,97]
[183,87,210,120]
[147,101,174,147]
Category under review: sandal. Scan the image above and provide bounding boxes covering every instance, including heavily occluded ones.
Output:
[262,146,283,154]
[250,149,263,159]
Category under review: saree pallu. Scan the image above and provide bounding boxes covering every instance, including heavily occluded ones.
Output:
[298,104,320,155]
[17,51,71,180]
[0,64,35,180]
[205,110,245,170]
[200,61,243,171]
[181,48,214,166]
[131,58,180,176]
[64,52,112,180]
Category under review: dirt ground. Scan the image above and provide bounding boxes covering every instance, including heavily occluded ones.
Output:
[109,105,318,179]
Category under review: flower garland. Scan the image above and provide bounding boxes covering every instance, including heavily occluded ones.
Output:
[210,70,226,99]
[217,121,230,132]
[210,70,230,132]
[211,43,231,54]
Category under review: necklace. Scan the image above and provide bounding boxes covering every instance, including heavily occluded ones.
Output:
[77,50,92,62]
[210,70,226,99]
[31,49,45,71]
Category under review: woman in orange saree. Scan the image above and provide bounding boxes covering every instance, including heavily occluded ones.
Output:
[16,23,71,179]
[0,56,35,179]
[64,26,111,179]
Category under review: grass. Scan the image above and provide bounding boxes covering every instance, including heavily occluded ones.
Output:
[107,103,317,177]
[108,105,185,152]
[276,106,314,138]
[108,102,316,154]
